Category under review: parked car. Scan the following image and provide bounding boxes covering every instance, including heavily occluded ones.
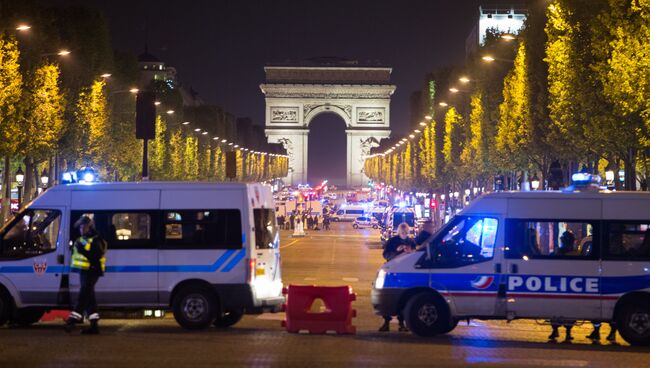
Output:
[352,216,378,229]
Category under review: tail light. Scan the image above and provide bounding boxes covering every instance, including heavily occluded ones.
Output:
[248,258,256,283]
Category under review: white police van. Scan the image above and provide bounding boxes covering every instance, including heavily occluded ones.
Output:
[0,182,283,330]
[372,185,650,345]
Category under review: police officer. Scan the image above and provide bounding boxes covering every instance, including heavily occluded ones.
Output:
[379,223,415,332]
[64,216,107,334]
[415,220,436,251]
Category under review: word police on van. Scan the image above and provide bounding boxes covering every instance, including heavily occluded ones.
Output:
[0,182,283,329]
[372,184,650,346]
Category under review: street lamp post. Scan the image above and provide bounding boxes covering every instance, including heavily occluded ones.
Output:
[40,169,49,190]
[15,167,24,209]
[531,174,541,190]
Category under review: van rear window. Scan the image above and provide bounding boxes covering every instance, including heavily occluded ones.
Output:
[254,209,278,249]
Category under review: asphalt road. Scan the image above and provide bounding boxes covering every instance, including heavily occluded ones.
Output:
[1,223,649,367]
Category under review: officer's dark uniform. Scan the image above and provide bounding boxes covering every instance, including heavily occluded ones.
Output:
[380,234,415,331]
[64,217,107,334]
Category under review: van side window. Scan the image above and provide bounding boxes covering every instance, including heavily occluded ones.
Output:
[0,209,60,259]
[423,216,498,268]
[505,220,597,259]
[604,222,650,260]
[71,211,155,249]
[162,210,242,249]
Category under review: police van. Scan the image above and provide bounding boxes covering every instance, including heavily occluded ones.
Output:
[0,182,283,330]
[372,184,650,345]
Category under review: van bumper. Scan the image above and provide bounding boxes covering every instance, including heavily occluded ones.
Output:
[371,287,403,316]
[213,284,284,314]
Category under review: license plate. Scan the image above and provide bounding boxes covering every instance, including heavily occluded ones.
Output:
[256,268,265,276]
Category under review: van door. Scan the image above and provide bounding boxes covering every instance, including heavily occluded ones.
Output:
[252,208,282,300]
[504,219,601,320]
[0,208,65,306]
[70,210,159,306]
[417,215,502,317]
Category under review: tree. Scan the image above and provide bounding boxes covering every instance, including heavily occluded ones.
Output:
[461,91,487,182]
[75,79,109,169]
[21,63,65,201]
[0,35,23,222]
[442,107,464,187]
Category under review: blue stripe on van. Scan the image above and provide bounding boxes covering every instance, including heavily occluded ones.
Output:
[220,248,246,272]
[0,249,242,274]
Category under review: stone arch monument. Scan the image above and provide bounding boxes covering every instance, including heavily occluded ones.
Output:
[261,58,395,187]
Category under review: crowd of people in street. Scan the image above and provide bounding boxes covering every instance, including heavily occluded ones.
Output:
[277,210,331,232]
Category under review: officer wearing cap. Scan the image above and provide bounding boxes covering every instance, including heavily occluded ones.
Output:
[64,216,107,334]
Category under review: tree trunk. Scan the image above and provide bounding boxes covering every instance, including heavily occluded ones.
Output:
[23,157,34,203]
[1,157,11,224]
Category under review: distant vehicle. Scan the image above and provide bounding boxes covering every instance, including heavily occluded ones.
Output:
[330,205,366,222]
[353,216,379,229]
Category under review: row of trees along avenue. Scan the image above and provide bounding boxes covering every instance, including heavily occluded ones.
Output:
[364,0,649,195]
[0,3,287,223]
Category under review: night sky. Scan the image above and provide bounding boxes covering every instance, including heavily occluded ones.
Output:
[47,0,490,184]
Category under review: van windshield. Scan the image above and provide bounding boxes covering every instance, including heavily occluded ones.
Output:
[427,216,498,266]
[254,209,278,249]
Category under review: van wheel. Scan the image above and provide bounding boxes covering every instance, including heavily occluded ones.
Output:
[616,303,650,346]
[11,308,45,326]
[0,292,12,326]
[173,286,218,330]
[213,309,244,328]
[403,292,449,337]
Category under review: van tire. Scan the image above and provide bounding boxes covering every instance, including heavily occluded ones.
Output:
[213,308,244,328]
[616,302,650,346]
[172,286,218,330]
[403,292,449,337]
[0,292,12,326]
[10,308,45,326]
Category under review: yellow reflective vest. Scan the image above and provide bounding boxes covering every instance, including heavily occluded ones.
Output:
[71,236,106,272]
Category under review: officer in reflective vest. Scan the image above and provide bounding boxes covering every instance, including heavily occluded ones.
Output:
[64,216,107,335]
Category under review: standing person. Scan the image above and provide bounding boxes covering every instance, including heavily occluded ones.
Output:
[64,216,108,335]
[289,213,295,230]
[379,223,415,332]
[414,220,436,251]
[549,230,579,342]
[307,215,313,230]
[587,322,617,343]
[313,215,320,230]
[323,215,330,230]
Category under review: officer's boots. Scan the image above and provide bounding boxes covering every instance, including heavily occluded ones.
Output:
[82,319,99,335]
[564,326,573,342]
[64,312,83,333]
[587,324,601,342]
[378,321,390,332]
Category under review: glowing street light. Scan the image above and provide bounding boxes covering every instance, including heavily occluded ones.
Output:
[409,134,415,139]
[57,49,71,56]
[482,55,495,62]
[501,33,516,41]
[201,131,208,135]
[439,102,448,107]
[449,87,459,93]
[129,88,139,94]
[414,129,421,133]
[194,128,201,132]
[419,121,426,126]
[16,24,31,31]
[459,76,470,83]
[424,115,432,120]
[531,174,541,190]
[154,101,161,106]
[221,139,227,143]
[212,136,219,140]
[166,109,174,115]
[100,73,112,78]
[182,121,190,125]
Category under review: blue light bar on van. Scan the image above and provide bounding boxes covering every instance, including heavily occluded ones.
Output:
[570,173,601,188]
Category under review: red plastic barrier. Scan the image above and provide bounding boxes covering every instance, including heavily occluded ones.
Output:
[40,310,70,322]
[281,284,356,334]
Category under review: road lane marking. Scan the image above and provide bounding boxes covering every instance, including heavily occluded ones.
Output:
[342,277,359,282]
[304,277,317,281]
[280,239,301,249]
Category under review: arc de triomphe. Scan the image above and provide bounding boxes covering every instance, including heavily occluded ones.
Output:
[261,59,395,187]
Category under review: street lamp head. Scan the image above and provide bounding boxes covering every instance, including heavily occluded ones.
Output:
[166,109,174,114]
[439,102,448,107]
[40,169,49,187]
[16,24,31,31]
[57,49,71,56]
[194,128,201,132]
[212,136,219,140]
[221,139,227,143]
[501,33,516,41]
[15,166,25,186]
[531,174,541,190]
[182,121,190,125]
[449,87,459,93]
[154,101,161,106]
[409,134,415,139]
[201,131,208,135]
[459,77,470,83]
[482,55,495,62]
[419,121,426,126]
[414,129,421,133]
[129,88,139,94]
[424,115,432,120]
[100,73,111,78]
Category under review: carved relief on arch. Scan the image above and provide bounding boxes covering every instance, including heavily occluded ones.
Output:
[303,104,352,126]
